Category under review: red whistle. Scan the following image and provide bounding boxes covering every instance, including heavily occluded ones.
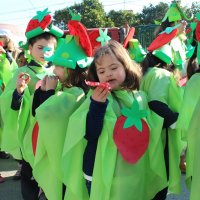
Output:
[85,80,111,89]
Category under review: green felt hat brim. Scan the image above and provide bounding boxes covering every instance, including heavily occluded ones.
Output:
[152,44,172,64]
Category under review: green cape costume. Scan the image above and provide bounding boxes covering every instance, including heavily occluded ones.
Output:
[176,73,200,189]
[61,89,167,200]
[32,87,85,200]
[140,67,184,194]
[0,62,50,159]
[188,97,200,200]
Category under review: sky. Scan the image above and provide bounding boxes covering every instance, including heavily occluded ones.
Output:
[0,0,197,38]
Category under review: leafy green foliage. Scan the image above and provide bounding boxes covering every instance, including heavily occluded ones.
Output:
[53,1,200,29]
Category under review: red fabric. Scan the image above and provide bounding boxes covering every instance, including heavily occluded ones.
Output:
[123,27,135,48]
[88,30,101,55]
[0,41,3,47]
[148,28,178,51]
[26,15,52,33]
[32,122,39,156]
[68,20,93,57]
[113,116,150,164]
[195,22,200,42]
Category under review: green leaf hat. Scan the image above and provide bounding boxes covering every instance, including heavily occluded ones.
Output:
[162,1,193,23]
[44,9,93,69]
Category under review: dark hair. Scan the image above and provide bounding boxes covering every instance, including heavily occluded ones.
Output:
[87,40,141,90]
[187,49,200,79]
[154,18,175,37]
[62,64,89,93]
[28,32,57,47]
[140,53,167,75]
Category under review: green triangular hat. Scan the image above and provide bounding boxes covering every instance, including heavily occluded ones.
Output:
[128,39,146,63]
[44,35,93,69]
[162,1,193,22]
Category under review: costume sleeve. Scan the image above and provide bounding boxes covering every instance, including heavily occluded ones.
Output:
[85,97,108,140]
[11,89,24,110]
[32,87,55,117]
[148,100,178,128]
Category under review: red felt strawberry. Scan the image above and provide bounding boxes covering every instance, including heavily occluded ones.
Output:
[32,122,39,156]
[68,9,92,57]
[113,99,150,164]
[123,27,135,48]
[26,8,52,38]
[195,22,200,42]
[148,28,178,51]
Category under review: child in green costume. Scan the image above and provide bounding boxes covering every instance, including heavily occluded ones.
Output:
[0,8,63,200]
[176,14,200,194]
[62,40,164,200]
[32,30,93,200]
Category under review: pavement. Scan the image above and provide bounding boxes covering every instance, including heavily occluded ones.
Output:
[0,157,190,200]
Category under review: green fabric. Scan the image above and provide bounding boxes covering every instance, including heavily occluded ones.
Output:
[33,87,85,200]
[128,39,146,63]
[62,89,166,200]
[96,29,111,46]
[176,73,200,189]
[140,67,184,194]
[45,36,93,69]
[0,54,14,87]
[0,63,48,159]
[189,98,200,200]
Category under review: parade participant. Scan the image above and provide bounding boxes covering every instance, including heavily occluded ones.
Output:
[140,20,186,198]
[62,38,163,200]
[0,8,63,200]
[176,13,200,193]
[32,10,93,200]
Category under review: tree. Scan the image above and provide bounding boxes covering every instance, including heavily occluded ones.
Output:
[186,2,200,18]
[137,2,168,25]
[107,10,137,27]
[53,0,114,29]
[53,4,82,29]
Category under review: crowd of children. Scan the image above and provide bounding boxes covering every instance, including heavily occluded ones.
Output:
[0,1,200,200]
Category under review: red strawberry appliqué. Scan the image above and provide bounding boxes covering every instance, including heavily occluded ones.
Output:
[113,99,150,164]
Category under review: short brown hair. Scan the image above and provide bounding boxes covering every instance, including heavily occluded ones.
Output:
[87,40,141,90]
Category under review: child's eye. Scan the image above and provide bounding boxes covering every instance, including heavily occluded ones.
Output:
[112,67,117,70]
[99,71,105,74]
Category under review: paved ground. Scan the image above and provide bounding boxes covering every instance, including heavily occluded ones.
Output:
[0,157,190,200]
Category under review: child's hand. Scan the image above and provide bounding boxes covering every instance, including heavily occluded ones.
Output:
[92,86,110,103]
[41,75,48,91]
[16,73,30,95]
[45,75,58,91]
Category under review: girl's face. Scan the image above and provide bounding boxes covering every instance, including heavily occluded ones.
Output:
[96,53,126,90]
[53,66,67,83]
[29,38,55,64]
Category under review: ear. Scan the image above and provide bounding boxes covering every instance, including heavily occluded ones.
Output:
[28,44,33,52]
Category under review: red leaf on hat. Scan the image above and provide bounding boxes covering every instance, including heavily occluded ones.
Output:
[68,20,93,57]
[26,15,52,33]
[88,30,101,55]
[123,27,135,48]
[148,28,178,51]
[195,22,200,42]
[32,122,39,156]
[113,116,149,164]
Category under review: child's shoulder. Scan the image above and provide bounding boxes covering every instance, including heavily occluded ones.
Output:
[147,67,171,78]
